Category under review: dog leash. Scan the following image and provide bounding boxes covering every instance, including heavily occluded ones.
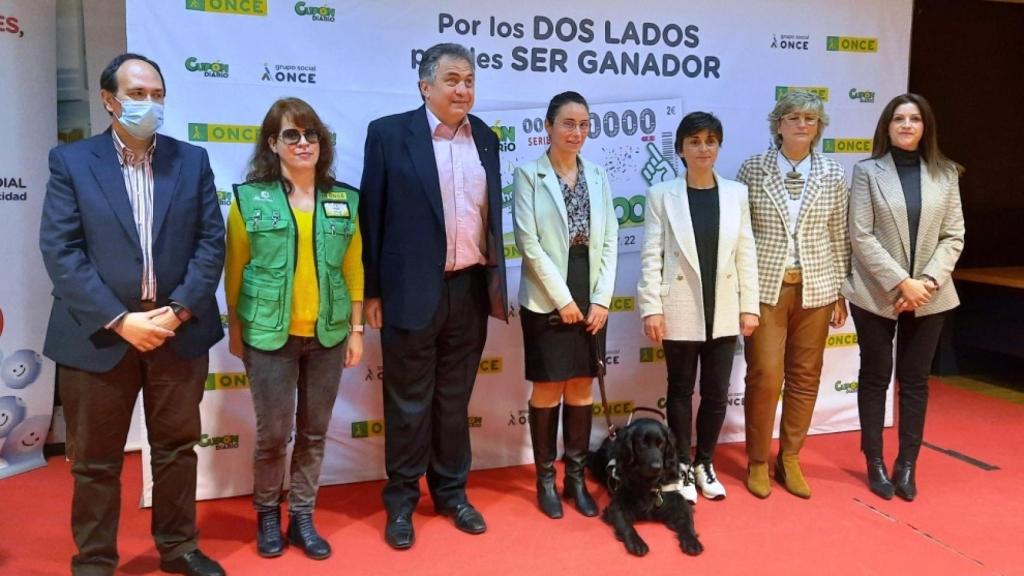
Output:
[546,311,615,438]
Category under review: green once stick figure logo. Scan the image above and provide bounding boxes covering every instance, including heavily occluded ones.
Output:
[640,142,676,185]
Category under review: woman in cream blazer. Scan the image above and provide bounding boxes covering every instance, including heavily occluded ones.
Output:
[637,112,759,503]
[512,91,618,519]
[843,93,964,502]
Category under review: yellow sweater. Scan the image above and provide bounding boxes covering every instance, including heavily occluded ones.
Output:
[225,202,364,337]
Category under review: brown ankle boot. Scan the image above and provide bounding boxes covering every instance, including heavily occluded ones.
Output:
[747,462,771,498]
[775,453,811,498]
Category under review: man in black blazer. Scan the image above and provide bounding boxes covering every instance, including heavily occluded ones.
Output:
[39,54,225,576]
[360,43,508,550]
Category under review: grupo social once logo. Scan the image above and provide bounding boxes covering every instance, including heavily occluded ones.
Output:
[351,419,385,438]
[1,175,28,202]
[770,33,810,50]
[610,296,635,313]
[639,346,665,363]
[593,401,636,416]
[261,62,318,84]
[294,2,336,22]
[826,332,859,348]
[478,357,503,374]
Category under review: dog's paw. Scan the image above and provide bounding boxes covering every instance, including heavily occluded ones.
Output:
[680,536,704,556]
[624,534,649,557]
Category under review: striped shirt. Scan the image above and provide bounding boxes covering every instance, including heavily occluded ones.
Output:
[111,130,157,301]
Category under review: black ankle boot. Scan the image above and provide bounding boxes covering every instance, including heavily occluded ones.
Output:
[529,404,564,519]
[892,460,917,502]
[287,512,331,560]
[256,507,286,558]
[562,404,598,517]
[866,457,895,500]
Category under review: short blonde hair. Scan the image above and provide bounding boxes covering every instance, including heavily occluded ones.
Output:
[768,90,829,149]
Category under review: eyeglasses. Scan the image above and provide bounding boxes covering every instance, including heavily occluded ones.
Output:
[558,120,591,134]
[782,114,819,126]
[278,128,320,145]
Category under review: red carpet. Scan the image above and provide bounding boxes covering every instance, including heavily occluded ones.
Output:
[2,379,1022,576]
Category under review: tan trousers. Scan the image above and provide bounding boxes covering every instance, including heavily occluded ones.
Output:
[744,282,833,464]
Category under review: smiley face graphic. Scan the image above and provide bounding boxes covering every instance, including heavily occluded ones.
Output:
[2,350,42,390]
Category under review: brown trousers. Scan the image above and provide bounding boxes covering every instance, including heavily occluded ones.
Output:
[744,282,833,464]
[59,345,207,576]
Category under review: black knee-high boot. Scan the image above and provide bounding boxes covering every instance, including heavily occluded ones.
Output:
[529,404,564,518]
[561,404,598,517]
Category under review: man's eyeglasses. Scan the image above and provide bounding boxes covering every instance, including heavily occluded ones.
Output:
[279,128,320,145]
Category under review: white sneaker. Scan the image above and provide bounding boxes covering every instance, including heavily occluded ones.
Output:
[695,461,727,500]
[678,463,698,504]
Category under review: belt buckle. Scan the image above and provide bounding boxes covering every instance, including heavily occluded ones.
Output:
[783,268,802,284]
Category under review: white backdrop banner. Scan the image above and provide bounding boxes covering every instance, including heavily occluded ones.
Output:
[127,0,909,503]
[0,0,57,479]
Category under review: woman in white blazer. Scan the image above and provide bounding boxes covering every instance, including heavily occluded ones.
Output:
[843,93,964,502]
[513,91,618,519]
[638,112,760,503]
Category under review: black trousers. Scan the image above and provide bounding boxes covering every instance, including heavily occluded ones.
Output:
[663,335,737,465]
[380,266,489,515]
[59,345,208,576]
[850,304,947,463]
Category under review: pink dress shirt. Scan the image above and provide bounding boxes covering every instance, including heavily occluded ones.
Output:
[425,108,489,272]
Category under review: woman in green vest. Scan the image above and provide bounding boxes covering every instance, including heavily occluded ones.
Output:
[225,97,363,561]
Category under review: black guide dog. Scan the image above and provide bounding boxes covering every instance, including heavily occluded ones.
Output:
[588,418,704,557]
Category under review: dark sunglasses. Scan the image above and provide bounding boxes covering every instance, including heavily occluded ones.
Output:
[278,128,320,145]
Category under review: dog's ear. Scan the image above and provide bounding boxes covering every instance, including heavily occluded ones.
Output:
[661,425,680,482]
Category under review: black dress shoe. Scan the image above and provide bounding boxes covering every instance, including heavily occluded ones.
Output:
[287,512,331,560]
[385,511,415,550]
[866,457,895,500]
[256,507,286,558]
[159,549,225,576]
[435,502,487,534]
[892,460,917,502]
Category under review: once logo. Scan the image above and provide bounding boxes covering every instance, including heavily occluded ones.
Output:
[351,419,385,438]
[639,346,665,363]
[826,36,878,53]
[468,416,484,428]
[610,296,635,313]
[774,86,829,102]
[593,401,636,416]
[821,139,872,154]
[198,433,240,450]
[188,123,260,144]
[294,1,336,21]
[726,393,745,407]
[826,332,859,348]
[770,33,810,50]
[479,357,503,373]
[186,0,268,16]
[507,409,528,426]
[261,63,317,84]
[205,372,250,391]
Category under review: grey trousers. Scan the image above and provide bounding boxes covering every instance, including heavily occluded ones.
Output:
[243,335,346,514]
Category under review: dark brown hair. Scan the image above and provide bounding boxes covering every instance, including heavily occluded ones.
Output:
[870,93,963,179]
[246,97,336,193]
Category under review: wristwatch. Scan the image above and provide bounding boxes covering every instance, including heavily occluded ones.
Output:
[350,324,365,334]
[169,302,192,323]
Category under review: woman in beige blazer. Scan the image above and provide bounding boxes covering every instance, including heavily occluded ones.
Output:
[843,93,964,501]
[638,112,759,503]
[512,91,618,519]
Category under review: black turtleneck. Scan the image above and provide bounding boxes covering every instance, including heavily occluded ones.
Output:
[891,146,922,269]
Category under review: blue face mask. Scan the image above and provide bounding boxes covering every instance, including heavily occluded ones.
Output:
[115,98,164,139]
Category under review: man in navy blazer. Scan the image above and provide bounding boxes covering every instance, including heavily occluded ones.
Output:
[39,54,225,576]
[360,43,508,550]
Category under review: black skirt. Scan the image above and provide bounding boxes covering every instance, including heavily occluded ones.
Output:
[521,245,606,381]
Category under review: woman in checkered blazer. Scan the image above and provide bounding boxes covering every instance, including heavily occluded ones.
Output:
[842,94,964,502]
[736,90,850,500]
